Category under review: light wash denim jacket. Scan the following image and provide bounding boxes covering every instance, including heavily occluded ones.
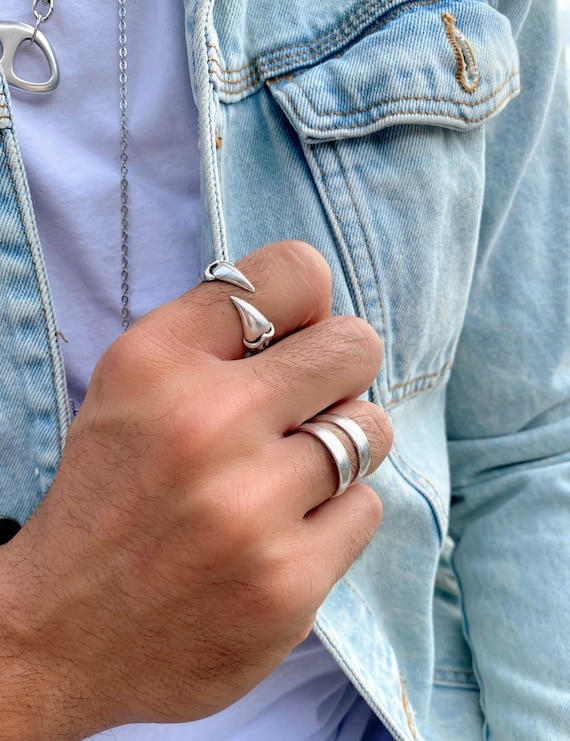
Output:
[1,1,569,739]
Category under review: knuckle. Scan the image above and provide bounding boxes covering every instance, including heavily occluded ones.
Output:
[93,323,168,390]
[366,405,394,458]
[313,316,382,381]
[344,487,383,554]
[249,241,332,309]
[272,240,332,291]
[331,316,383,370]
[344,402,393,463]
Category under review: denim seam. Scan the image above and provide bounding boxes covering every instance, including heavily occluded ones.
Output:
[433,678,478,688]
[0,133,64,456]
[434,667,477,676]
[390,440,446,538]
[272,70,519,118]
[331,141,390,360]
[385,361,452,409]
[310,146,391,403]
[322,578,420,738]
[388,362,452,394]
[0,73,11,126]
[201,0,228,261]
[311,141,453,407]
[386,386,435,408]
[324,576,416,740]
[309,145,370,322]
[208,0,415,76]
[0,99,9,124]
[276,85,521,134]
[211,0,442,94]
[315,618,413,741]
[450,548,490,738]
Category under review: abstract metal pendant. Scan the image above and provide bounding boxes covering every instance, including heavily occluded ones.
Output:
[0,2,59,93]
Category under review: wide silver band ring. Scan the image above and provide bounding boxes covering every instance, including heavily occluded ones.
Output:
[313,413,371,481]
[297,422,352,498]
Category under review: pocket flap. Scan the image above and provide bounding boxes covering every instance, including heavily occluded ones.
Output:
[267,1,520,143]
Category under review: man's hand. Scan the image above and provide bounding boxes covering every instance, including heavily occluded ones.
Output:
[0,241,392,739]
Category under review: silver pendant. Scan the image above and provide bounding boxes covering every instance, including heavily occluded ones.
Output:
[0,22,59,93]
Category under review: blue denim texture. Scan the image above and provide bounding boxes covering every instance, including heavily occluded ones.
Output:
[1,0,569,739]
[0,76,68,524]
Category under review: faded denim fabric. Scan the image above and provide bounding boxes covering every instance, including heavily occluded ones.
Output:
[0,75,68,524]
[1,0,569,740]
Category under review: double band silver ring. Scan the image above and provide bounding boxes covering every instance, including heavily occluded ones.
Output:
[313,413,371,481]
[200,260,275,354]
[298,414,371,497]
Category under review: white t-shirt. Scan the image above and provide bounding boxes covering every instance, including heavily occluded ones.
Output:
[3,2,389,739]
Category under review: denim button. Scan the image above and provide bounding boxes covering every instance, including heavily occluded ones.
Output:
[0,517,21,544]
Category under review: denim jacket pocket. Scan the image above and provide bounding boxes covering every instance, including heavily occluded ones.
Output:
[266,0,520,405]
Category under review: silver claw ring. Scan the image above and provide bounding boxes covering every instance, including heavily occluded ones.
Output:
[230,296,275,353]
[297,422,352,497]
[313,414,371,481]
[201,260,255,292]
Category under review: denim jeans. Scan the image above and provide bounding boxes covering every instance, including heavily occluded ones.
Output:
[1,1,569,738]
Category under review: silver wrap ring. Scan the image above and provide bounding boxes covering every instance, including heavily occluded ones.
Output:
[313,413,371,481]
[200,260,275,354]
[200,260,255,292]
[297,422,352,497]
[230,296,275,354]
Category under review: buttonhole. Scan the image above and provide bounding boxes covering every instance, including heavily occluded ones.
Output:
[442,13,480,94]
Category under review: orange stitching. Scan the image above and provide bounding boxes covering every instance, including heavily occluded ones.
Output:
[278,86,520,133]
[384,362,451,408]
[400,678,418,739]
[213,0,441,93]
[388,362,452,392]
[274,70,519,119]
[385,381,442,409]
[442,12,480,94]
[316,609,409,741]
[208,0,397,76]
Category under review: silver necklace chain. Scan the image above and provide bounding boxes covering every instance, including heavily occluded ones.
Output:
[1,1,130,331]
[4,0,130,332]
[31,0,54,43]
[119,0,130,331]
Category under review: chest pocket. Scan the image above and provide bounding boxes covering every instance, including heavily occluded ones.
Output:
[264,0,519,405]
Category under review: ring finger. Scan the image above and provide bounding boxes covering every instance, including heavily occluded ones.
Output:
[273,400,393,516]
